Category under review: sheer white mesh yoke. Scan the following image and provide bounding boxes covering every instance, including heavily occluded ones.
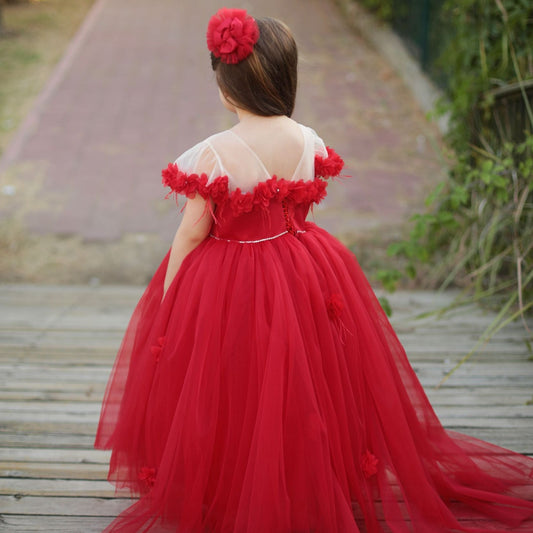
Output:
[174,124,328,193]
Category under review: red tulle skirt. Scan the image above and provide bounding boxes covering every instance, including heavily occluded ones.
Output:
[95,223,533,532]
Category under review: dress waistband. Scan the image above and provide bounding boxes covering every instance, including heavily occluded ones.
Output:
[209,230,306,244]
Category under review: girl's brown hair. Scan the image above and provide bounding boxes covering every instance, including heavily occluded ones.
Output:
[211,17,298,117]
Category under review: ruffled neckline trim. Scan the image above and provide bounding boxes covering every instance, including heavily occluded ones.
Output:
[161,146,344,216]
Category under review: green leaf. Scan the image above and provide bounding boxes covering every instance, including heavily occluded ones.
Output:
[378,296,393,317]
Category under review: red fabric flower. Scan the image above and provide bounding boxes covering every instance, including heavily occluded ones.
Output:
[314,147,344,178]
[254,179,277,208]
[287,179,312,204]
[273,177,290,200]
[361,450,379,478]
[150,336,166,363]
[161,164,209,199]
[326,293,344,320]
[207,8,259,65]
[161,162,179,190]
[139,466,157,488]
[230,188,255,215]
[208,176,230,204]
[163,169,330,209]
[312,179,328,204]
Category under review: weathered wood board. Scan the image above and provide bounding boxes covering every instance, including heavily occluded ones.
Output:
[0,284,531,531]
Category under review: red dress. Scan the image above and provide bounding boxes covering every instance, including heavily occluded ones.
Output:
[95,125,533,532]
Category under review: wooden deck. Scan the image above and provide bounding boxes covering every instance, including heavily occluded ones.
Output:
[0,284,531,532]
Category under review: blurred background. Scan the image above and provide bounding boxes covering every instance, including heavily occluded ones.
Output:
[0,0,445,285]
[0,0,531,319]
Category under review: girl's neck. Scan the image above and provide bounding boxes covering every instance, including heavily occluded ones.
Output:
[235,108,287,124]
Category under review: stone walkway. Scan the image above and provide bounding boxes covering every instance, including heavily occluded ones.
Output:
[0,0,443,252]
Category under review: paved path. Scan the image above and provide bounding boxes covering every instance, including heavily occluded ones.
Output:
[0,0,443,248]
[0,285,531,531]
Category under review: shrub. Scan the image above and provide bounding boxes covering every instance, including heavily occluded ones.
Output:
[374,0,533,371]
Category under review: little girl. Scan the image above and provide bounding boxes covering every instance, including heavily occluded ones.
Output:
[95,8,533,532]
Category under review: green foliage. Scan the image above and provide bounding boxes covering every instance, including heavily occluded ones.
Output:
[357,0,394,21]
[437,0,533,148]
[378,0,533,365]
[377,296,393,317]
[385,134,533,295]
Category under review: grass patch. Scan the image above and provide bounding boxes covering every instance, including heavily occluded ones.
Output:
[0,0,95,155]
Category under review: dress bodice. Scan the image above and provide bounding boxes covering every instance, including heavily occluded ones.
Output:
[210,199,309,243]
[161,124,345,242]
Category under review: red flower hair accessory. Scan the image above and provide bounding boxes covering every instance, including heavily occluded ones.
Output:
[207,8,259,65]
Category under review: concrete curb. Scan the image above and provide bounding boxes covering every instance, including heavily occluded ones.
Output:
[334,0,449,134]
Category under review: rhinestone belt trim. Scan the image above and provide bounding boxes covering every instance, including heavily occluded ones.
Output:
[209,230,306,244]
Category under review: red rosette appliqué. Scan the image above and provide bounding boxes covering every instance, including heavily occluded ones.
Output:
[274,177,290,199]
[150,336,166,363]
[361,450,379,479]
[161,163,179,191]
[325,292,351,343]
[207,8,259,65]
[254,178,277,209]
[162,163,219,200]
[162,163,208,199]
[138,466,157,488]
[230,188,255,215]
[162,166,331,210]
[208,176,230,204]
[326,293,344,320]
[314,147,344,178]
[312,178,328,204]
[286,180,312,204]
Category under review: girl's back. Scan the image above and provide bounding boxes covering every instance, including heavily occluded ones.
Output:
[230,115,305,178]
[176,118,325,193]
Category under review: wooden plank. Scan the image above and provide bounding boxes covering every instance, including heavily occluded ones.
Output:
[2,493,529,522]
[457,428,533,453]
[1,402,530,421]
[0,368,110,381]
[0,495,131,516]
[425,391,533,406]
[0,479,114,497]
[0,422,97,435]
[0,412,99,423]
[0,391,105,402]
[0,333,123,350]
[0,389,526,407]
[4,412,530,434]
[0,417,103,431]
[438,417,533,429]
[0,448,109,463]
[0,381,105,392]
[0,514,529,533]
[3,364,531,386]
[0,432,95,448]
[0,284,531,531]
[0,402,102,413]
[430,405,533,418]
[0,345,115,357]
[0,515,113,533]
[0,461,108,480]
[1,344,529,363]
[412,362,533,377]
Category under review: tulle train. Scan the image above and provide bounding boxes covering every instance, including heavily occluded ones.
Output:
[95,223,533,532]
